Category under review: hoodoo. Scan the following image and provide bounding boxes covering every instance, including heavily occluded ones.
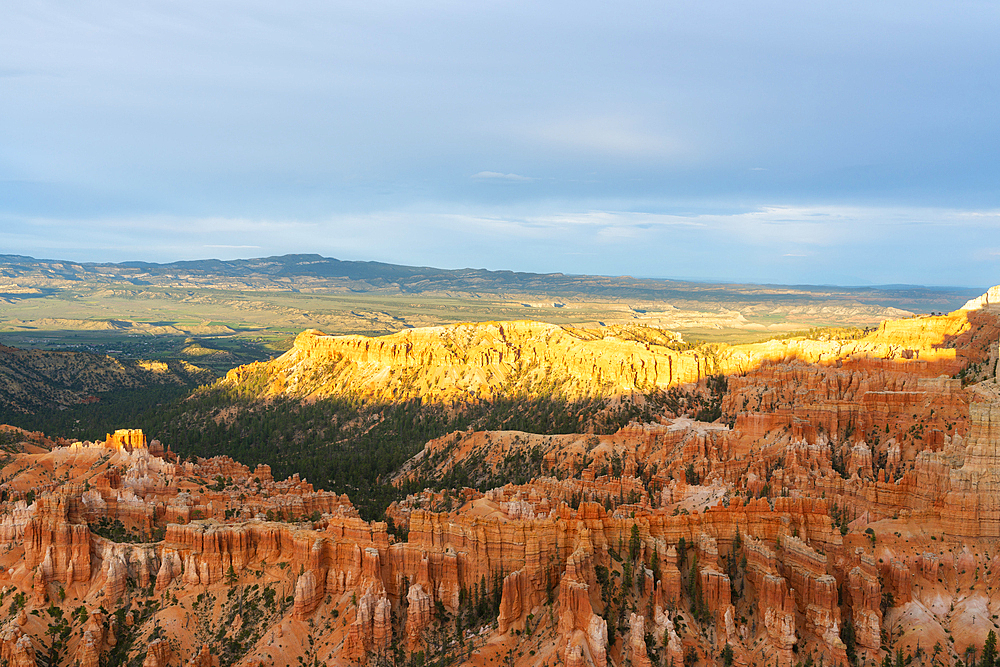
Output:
[0,290,999,665]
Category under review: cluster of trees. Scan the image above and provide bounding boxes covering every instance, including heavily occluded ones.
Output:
[761,326,872,344]
[652,373,729,424]
[8,380,653,521]
[595,526,661,648]
[829,501,853,537]
[0,384,192,440]
[456,574,504,630]
[89,517,165,543]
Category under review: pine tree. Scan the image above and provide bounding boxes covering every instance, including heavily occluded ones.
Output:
[983,629,998,667]
[629,524,641,562]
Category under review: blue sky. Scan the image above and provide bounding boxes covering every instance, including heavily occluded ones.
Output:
[2,0,999,286]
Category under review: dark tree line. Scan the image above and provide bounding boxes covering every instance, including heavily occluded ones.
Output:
[4,382,653,521]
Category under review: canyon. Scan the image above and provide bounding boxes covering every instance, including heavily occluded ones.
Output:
[0,290,999,666]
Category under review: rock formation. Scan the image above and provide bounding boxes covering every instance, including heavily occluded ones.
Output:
[0,295,997,666]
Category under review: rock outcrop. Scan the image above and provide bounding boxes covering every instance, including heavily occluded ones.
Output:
[0,300,998,666]
[142,639,171,667]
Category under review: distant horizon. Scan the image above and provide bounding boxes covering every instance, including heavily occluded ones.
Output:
[2,251,989,292]
[3,2,998,287]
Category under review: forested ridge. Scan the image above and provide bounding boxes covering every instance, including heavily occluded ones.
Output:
[149,386,654,520]
[0,381,655,520]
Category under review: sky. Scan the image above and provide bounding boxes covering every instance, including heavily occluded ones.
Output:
[1,0,999,286]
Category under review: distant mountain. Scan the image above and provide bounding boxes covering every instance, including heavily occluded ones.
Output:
[0,253,984,312]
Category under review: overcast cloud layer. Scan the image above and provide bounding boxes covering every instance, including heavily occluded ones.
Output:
[2,1,998,286]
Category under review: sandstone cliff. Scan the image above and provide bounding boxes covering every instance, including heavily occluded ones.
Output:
[0,294,999,666]
[214,305,992,408]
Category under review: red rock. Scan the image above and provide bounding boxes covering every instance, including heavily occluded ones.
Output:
[343,586,392,661]
[557,541,608,667]
[103,553,128,604]
[846,549,882,654]
[406,583,433,648]
[659,544,682,605]
[292,569,323,619]
[155,549,182,591]
[142,639,170,667]
[497,569,527,633]
[920,551,939,579]
[628,613,652,667]
[76,631,101,667]
[187,645,216,667]
[566,643,585,667]
[880,558,912,605]
[105,428,147,451]
[0,625,37,667]
[23,494,91,583]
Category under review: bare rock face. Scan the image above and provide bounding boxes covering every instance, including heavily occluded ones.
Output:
[962,285,1000,310]
[942,382,1000,537]
[847,549,882,655]
[880,558,912,605]
[781,536,846,661]
[628,613,652,667]
[661,614,684,667]
[292,569,323,619]
[660,544,682,605]
[699,566,732,619]
[187,645,216,667]
[405,583,433,648]
[497,569,527,634]
[0,623,37,667]
[105,428,147,451]
[24,494,91,583]
[30,570,46,605]
[344,586,392,661]
[76,631,101,667]
[565,643,586,667]
[182,553,200,585]
[142,639,171,667]
[227,308,989,408]
[557,543,607,667]
[234,323,714,404]
[155,549,182,591]
[744,535,796,667]
[75,612,107,667]
[0,306,998,666]
[104,552,128,605]
[920,551,940,578]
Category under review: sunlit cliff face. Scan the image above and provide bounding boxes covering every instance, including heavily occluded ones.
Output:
[1,293,1000,666]
[222,307,988,405]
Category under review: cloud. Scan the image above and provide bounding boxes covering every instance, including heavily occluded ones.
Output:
[523,116,685,160]
[1,202,999,286]
[471,171,533,181]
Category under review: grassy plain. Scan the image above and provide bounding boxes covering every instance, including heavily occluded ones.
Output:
[0,286,880,369]
[0,254,984,374]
